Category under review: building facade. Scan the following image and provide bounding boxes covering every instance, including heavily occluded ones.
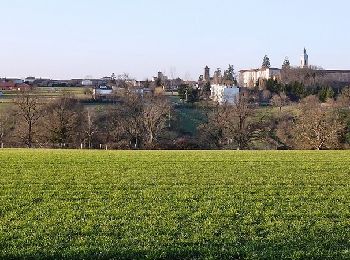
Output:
[239,68,281,88]
[210,85,240,105]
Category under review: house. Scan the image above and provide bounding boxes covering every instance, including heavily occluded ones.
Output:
[33,78,51,87]
[0,81,30,91]
[211,85,240,105]
[239,68,281,88]
[93,85,113,100]
[82,79,93,86]
[0,81,16,90]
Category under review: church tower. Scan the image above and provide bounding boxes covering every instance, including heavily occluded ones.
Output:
[204,66,210,82]
[301,48,309,68]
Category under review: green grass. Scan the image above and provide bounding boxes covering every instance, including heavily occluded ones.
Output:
[171,101,208,136]
[0,87,90,107]
[0,150,349,259]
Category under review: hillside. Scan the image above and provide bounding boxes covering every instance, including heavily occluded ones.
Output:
[0,150,349,259]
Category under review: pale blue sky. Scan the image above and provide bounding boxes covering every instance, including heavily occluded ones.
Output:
[1,0,349,80]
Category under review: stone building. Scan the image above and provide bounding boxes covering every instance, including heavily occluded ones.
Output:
[239,48,350,88]
[239,67,281,88]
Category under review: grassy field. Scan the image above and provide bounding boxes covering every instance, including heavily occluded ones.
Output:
[0,150,349,259]
[0,87,89,106]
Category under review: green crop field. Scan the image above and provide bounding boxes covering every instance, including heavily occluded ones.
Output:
[0,150,349,259]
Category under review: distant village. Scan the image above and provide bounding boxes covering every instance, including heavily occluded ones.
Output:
[2,48,350,150]
[1,49,350,105]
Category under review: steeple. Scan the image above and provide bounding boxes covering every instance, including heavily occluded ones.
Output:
[301,48,309,68]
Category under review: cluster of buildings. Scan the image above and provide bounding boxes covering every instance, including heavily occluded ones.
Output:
[207,48,350,104]
[239,49,350,88]
[0,78,32,91]
[2,48,350,104]
[196,66,239,104]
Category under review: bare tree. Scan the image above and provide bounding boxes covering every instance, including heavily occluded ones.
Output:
[142,96,170,147]
[271,92,290,112]
[198,92,264,150]
[119,92,144,148]
[102,91,172,149]
[226,92,255,149]
[14,91,44,148]
[277,96,345,150]
[41,95,84,148]
[197,104,231,149]
[117,73,134,89]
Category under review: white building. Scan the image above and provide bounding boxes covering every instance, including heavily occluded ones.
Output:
[211,85,240,105]
[239,68,281,88]
[93,85,113,99]
[82,79,93,86]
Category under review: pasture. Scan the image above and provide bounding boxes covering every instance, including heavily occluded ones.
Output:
[0,150,349,259]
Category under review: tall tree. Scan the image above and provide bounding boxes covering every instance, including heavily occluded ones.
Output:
[14,91,43,148]
[142,96,170,147]
[42,95,84,147]
[108,92,171,149]
[223,64,236,85]
[262,55,271,69]
[282,57,290,69]
[198,92,266,149]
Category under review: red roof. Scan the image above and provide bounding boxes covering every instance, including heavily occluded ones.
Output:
[0,82,31,90]
[0,82,16,89]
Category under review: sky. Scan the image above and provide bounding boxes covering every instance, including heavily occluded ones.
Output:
[1,0,350,80]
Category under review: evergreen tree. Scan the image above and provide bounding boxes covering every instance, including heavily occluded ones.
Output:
[319,86,335,102]
[282,57,290,69]
[224,65,235,81]
[262,55,271,69]
[178,84,199,103]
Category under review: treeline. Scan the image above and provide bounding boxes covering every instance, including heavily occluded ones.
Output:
[1,87,350,150]
[0,92,174,149]
[199,88,350,150]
